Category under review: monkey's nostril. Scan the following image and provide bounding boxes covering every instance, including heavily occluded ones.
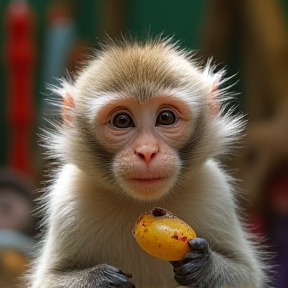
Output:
[138,152,145,160]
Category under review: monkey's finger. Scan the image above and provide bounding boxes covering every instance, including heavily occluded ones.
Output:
[188,238,209,253]
[102,265,134,287]
[183,250,208,261]
[170,249,207,269]
[173,258,204,275]
[174,271,198,287]
[169,260,179,266]
[115,269,132,279]
[169,260,186,269]
[102,264,132,278]
[106,272,135,288]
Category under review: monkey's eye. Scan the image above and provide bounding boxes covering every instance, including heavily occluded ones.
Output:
[111,112,134,128]
[156,110,177,126]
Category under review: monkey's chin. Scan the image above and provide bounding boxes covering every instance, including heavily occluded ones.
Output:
[122,178,173,201]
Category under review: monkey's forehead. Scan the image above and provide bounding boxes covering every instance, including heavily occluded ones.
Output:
[73,41,210,100]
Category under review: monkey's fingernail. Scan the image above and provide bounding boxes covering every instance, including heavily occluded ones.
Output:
[188,238,209,251]
[123,272,132,278]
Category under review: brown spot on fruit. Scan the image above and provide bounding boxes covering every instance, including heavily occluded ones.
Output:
[171,234,179,240]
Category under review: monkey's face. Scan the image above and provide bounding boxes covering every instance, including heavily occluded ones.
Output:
[54,41,241,202]
[95,95,193,201]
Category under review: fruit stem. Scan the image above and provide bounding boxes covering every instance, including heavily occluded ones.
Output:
[151,207,174,218]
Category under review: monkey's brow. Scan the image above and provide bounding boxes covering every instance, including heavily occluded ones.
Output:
[86,88,194,114]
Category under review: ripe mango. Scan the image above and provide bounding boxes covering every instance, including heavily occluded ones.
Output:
[132,207,197,261]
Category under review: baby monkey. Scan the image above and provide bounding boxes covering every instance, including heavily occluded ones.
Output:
[28,37,268,288]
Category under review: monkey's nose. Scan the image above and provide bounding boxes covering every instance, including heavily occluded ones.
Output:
[135,146,159,164]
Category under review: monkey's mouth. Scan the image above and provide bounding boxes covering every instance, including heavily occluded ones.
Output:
[122,176,174,199]
[128,177,169,184]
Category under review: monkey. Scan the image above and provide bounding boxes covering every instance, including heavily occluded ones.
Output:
[27,37,269,288]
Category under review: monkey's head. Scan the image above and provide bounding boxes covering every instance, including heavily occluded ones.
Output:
[47,38,242,201]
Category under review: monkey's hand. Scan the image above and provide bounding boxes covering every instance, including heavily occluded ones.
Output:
[85,264,135,288]
[31,263,135,288]
[61,264,135,288]
[170,238,211,288]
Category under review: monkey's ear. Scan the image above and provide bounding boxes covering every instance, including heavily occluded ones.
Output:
[62,93,75,123]
[207,73,222,117]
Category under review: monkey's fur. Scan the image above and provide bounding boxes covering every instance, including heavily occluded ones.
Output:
[28,37,269,288]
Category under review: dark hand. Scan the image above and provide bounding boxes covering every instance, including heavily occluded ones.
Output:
[170,238,211,287]
[83,264,135,288]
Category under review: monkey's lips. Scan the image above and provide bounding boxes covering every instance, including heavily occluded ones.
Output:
[122,175,174,199]
[128,177,169,185]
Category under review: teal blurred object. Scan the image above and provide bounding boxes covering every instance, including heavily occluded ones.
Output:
[41,12,76,85]
[40,6,76,114]
[0,229,35,256]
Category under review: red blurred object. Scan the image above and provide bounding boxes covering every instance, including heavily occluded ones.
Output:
[248,213,266,237]
[4,0,36,175]
[268,167,288,215]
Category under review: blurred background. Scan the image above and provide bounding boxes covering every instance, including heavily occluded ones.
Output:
[0,0,288,287]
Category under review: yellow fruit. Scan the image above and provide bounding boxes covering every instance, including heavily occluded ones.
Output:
[132,207,197,261]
